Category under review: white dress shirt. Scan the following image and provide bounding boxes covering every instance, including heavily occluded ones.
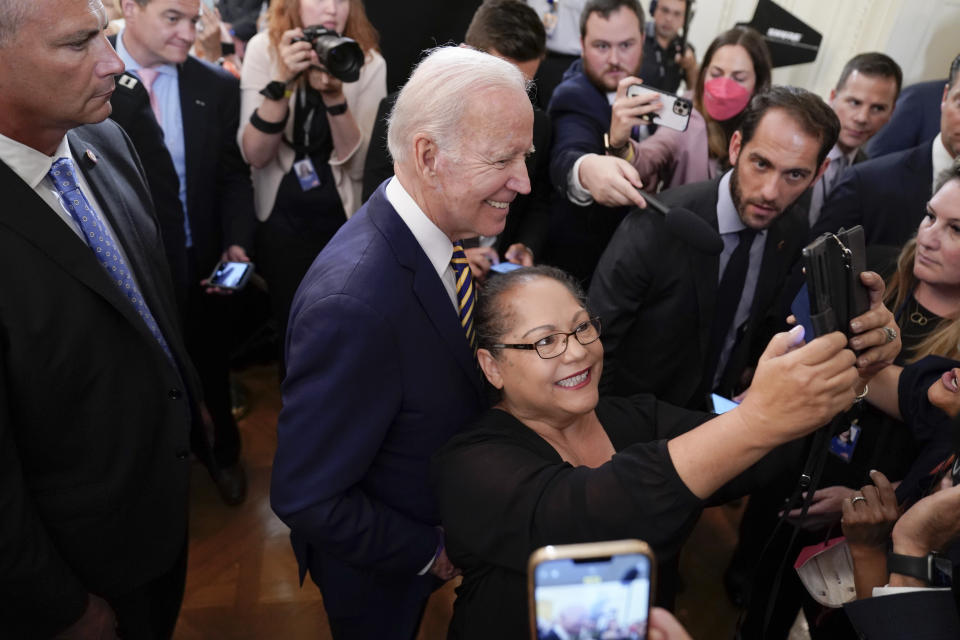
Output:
[0,132,139,283]
[385,177,459,311]
[932,132,956,192]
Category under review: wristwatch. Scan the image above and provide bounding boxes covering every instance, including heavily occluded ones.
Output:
[603,132,634,163]
[260,80,291,101]
[887,550,954,586]
[325,100,348,116]
[603,132,629,157]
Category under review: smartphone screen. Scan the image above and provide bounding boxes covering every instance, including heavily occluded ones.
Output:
[490,262,523,274]
[709,393,739,415]
[209,261,252,289]
[790,284,816,341]
[533,553,651,639]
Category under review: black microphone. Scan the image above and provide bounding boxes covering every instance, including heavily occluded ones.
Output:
[641,191,724,255]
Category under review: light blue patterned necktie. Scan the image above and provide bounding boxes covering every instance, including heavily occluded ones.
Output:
[48,157,173,361]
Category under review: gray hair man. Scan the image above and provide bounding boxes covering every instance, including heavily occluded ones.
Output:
[0,0,204,636]
[271,46,532,640]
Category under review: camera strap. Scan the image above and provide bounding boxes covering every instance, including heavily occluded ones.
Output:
[282,86,329,159]
[735,414,842,637]
[762,418,837,632]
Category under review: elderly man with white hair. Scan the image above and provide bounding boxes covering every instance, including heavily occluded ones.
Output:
[270,46,533,639]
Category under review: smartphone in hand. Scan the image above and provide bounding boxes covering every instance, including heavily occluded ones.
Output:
[529,540,654,640]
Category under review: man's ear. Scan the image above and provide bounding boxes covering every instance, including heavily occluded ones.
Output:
[728,129,743,167]
[412,133,440,184]
[477,348,503,390]
[120,0,140,21]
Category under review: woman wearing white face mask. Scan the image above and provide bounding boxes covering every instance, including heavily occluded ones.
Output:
[624,26,772,190]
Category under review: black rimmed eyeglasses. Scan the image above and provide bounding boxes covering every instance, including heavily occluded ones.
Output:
[487,317,602,359]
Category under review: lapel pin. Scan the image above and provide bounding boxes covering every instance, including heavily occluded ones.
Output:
[777,240,785,250]
[118,74,138,90]
[195,99,206,107]
[85,149,98,165]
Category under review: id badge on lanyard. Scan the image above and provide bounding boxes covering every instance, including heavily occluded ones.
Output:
[295,89,322,191]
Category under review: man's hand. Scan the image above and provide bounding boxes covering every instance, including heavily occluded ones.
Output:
[737,327,858,448]
[577,154,647,208]
[429,547,461,582]
[464,246,497,283]
[222,245,250,263]
[928,367,960,418]
[847,271,900,379]
[504,243,534,266]
[53,595,118,640]
[609,76,662,149]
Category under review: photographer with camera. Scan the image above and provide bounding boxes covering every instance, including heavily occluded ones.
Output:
[238,0,385,353]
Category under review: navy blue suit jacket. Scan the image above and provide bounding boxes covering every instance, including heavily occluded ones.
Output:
[544,61,630,283]
[811,139,933,248]
[271,182,487,618]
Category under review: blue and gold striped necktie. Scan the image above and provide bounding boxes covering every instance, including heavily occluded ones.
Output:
[450,242,477,351]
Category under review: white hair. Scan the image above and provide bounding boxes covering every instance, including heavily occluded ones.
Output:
[387,46,528,166]
[0,0,32,47]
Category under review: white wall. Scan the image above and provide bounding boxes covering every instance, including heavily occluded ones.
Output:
[684,0,960,99]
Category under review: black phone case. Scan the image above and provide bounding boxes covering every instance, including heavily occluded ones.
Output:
[801,226,869,338]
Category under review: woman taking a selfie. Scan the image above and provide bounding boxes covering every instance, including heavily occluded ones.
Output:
[432,266,899,639]
[238,0,385,347]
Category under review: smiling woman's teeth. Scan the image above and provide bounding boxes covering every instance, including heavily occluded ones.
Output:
[485,199,508,209]
[556,371,588,387]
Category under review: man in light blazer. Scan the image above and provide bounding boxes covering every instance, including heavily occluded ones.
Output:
[0,0,205,636]
[271,47,533,639]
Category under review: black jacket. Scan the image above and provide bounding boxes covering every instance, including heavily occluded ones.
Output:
[588,177,808,408]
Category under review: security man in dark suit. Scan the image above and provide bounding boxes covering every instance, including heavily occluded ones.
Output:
[0,0,205,635]
[114,0,257,504]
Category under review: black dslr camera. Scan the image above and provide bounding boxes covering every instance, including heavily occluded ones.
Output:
[293,25,364,83]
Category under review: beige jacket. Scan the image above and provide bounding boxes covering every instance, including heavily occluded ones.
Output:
[238,32,387,221]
